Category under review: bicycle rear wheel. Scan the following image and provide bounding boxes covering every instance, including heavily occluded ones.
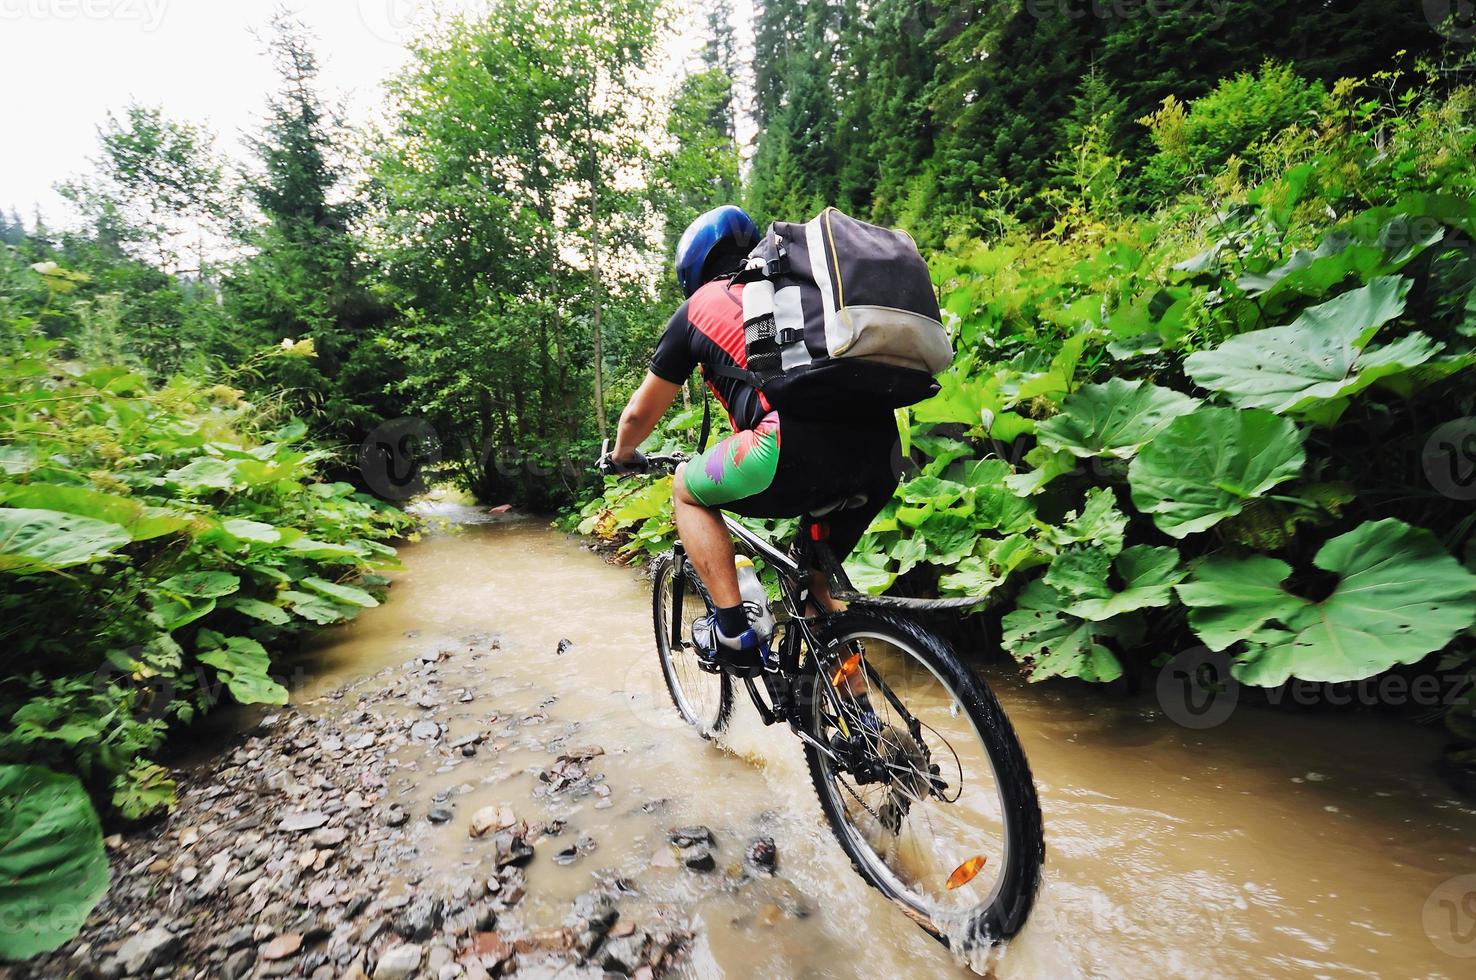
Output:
[802,609,1042,946]
[651,551,732,737]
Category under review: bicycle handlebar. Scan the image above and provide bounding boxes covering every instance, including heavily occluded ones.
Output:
[597,438,687,476]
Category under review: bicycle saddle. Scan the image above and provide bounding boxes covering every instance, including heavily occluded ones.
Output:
[808,492,869,517]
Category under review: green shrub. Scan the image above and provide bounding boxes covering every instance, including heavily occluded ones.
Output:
[0,259,408,828]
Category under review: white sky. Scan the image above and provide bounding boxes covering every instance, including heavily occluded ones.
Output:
[1,0,748,227]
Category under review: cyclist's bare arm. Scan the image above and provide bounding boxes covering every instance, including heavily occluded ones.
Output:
[613,371,682,463]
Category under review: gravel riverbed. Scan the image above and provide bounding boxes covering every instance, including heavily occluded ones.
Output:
[7,629,801,980]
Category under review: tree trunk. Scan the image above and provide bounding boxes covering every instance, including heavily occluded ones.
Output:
[587,95,608,444]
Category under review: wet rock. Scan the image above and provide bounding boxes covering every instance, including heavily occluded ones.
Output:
[222,948,255,980]
[556,638,573,655]
[411,720,441,741]
[473,903,498,931]
[601,931,648,975]
[261,932,302,960]
[396,896,445,941]
[469,805,515,838]
[222,926,255,951]
[495,868,527,907]
[558,745,606,763]
[461,743,477,757]
[745,836,777,875]
[492,827,534,867]
[472,931,510,963]
[668,826,713,848]
[373,943,423,980]
[117,926,179,975]
[383,806,409,828]
[279,811,330,832]
[311,827,348,848]
[681,846,716,872]
[571,890,619,932]
[513,927,572,954]
[427,807,454,824]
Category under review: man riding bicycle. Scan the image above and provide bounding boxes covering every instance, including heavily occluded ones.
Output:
[600,205,900,677]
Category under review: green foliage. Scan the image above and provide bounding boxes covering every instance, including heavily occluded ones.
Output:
[1139,62,1327,195]
[371,0,664,505]
[1177,520,1476,685]
[0,765,110,960]
[575,61,1476,729]
[748,1,1443,239]
[0,260,407,829]
[1128,407,1307,539]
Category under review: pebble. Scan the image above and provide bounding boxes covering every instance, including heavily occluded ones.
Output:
[279,811,330,832]
[222,948,255,980]
[427,807,454,824]
[668,826,714,848]
[311,827,348,848]
[396,897,445,941]
[117,926,178,975]
[373,942,423,980]
[261,932,302,960]
[681,846,716,872]
[746,836,778,874]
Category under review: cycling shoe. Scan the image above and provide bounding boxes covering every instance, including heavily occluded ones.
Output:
[692,614,766,678]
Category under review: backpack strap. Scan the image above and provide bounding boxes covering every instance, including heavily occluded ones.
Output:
[733,231,788,285]
[706,362,762,388]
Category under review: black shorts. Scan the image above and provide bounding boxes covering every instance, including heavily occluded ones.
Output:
[684,411,901,560]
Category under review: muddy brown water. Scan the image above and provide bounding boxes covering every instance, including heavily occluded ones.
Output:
[291,506,1476,978]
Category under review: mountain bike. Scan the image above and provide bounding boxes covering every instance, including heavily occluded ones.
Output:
[614,448,1044,949]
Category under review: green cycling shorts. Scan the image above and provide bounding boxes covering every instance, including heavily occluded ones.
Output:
[683,411,781,506]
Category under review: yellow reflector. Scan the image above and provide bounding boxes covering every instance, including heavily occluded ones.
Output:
[831,652,862,688]
[946,855,986,890]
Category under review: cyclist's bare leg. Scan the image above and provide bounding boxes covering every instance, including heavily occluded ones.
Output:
[672,462,740,608]
[808,570,846,617]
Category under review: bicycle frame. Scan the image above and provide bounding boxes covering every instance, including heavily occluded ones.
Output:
[666,513,905,765]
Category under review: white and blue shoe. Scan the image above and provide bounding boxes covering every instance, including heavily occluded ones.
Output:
[691,614,766,678]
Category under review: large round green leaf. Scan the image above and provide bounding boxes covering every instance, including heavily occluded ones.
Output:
[0,508,131,574]
[197,634,289,706]
[1034,378,1200,459]
[301,576,380,609]
[0,765,110,960]
[1174,554,1305,651]
[1064,545,1186,622]
[1128,408,1305,539]
[0,485,188,542]
[1000,580,1132,683]
[1176,519,1476,685]
[1183,276,1436,420]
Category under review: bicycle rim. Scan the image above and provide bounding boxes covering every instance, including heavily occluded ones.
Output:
[804,614,1041,944]
[652,553,731,736]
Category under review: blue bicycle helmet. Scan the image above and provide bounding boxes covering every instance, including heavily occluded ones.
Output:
[674,205,759,297]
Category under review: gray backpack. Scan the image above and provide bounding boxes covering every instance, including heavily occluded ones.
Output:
[713,208,954,415]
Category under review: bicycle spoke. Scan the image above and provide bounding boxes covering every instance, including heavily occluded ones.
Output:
[812,627,1012,921]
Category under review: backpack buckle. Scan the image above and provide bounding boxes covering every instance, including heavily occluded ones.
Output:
[776,327,803,346]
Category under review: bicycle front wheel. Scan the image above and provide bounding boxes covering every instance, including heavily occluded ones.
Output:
[802,609,1043,946]
[651,551,732,737]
